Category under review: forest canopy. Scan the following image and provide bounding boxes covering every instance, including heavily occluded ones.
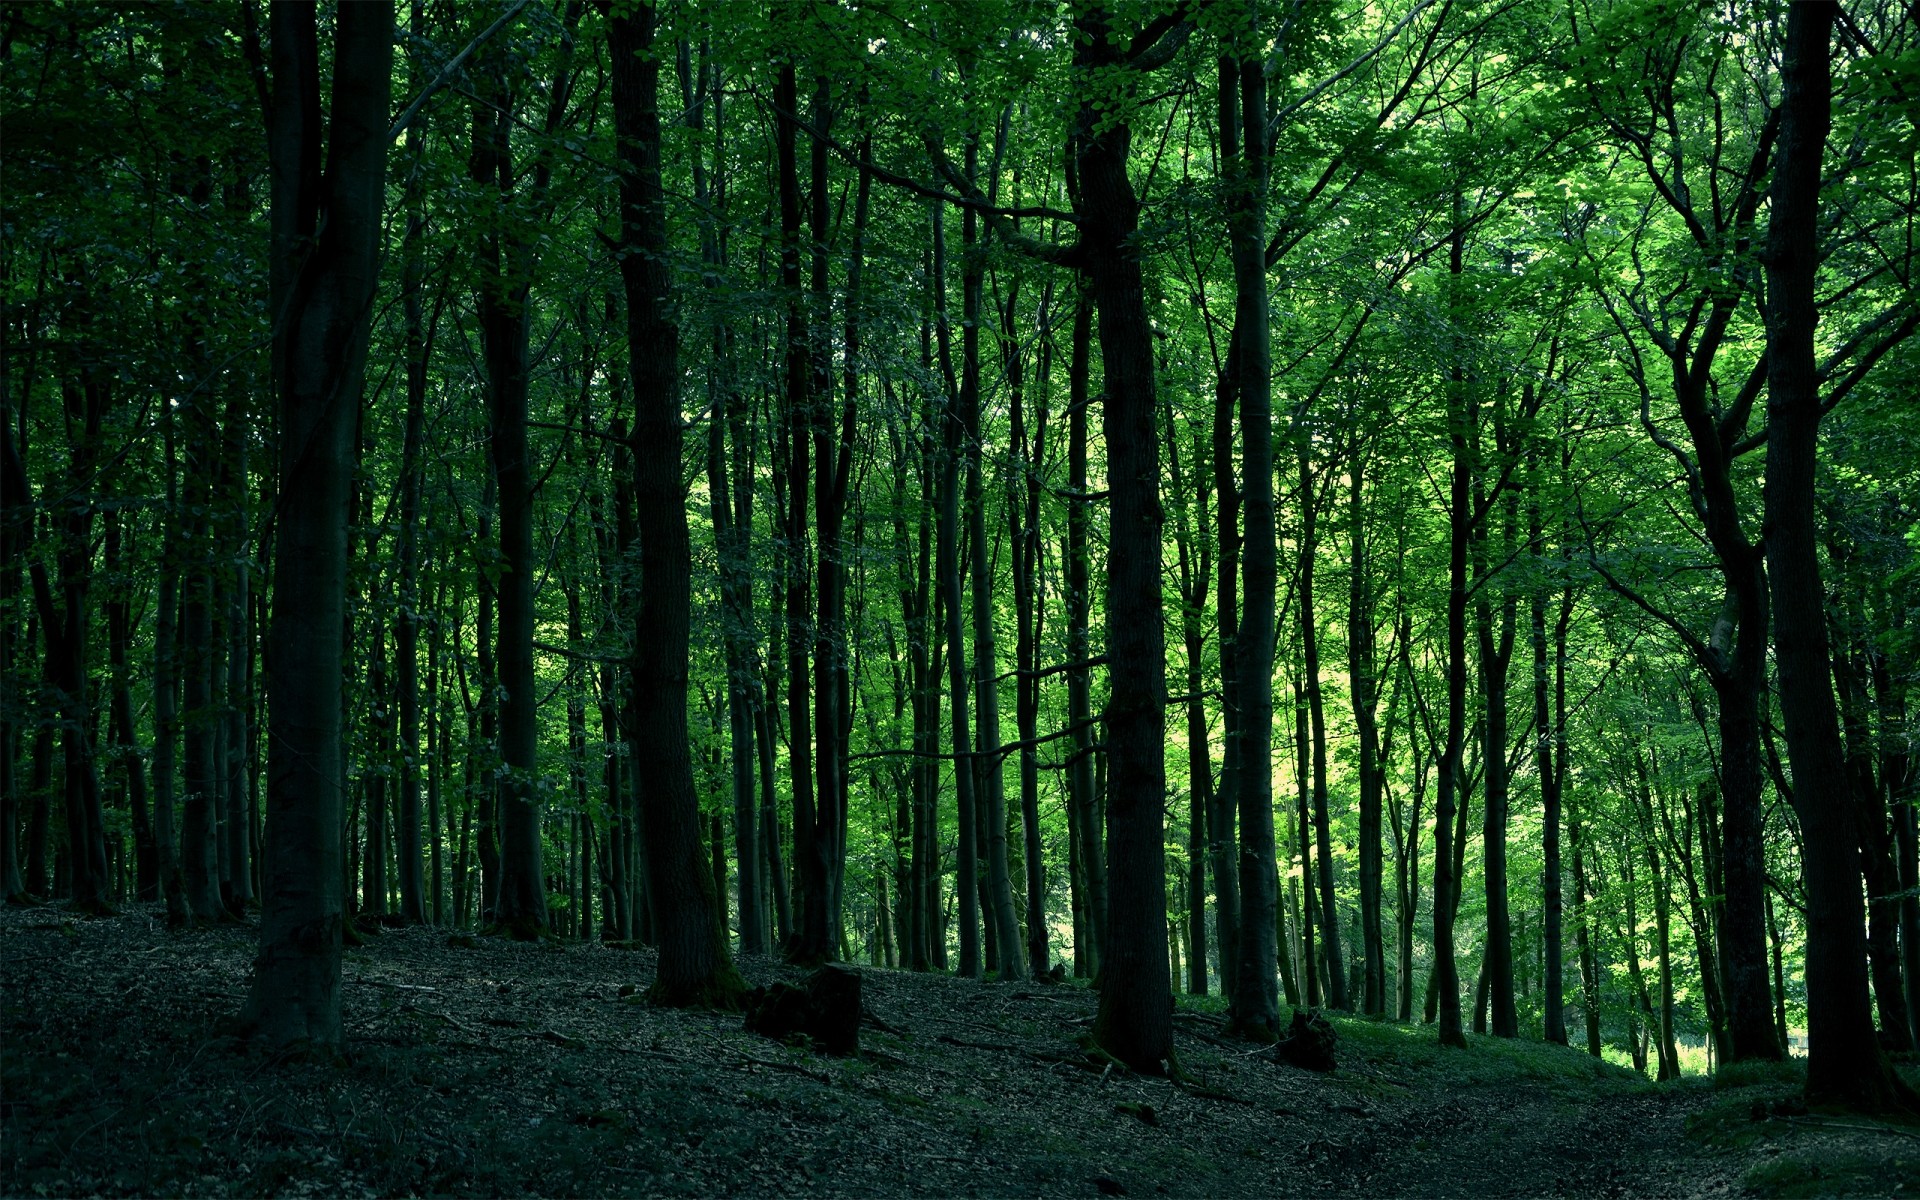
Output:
[2,0,1916,1117]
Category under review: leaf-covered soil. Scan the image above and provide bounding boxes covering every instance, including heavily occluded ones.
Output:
[4,905,1916,1198]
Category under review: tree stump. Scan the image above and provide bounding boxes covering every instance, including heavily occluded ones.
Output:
[743,964,862,1056]
[1275,1008,1338,1072]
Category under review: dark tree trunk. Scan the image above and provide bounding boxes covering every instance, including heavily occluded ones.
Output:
[1075,5,1174,1073]
[393,57,431,923]
[475,475,500,921]
[609,0,742,1005]
[690,48,763,954]
[1530,441,1566,1044]
[1762,0,1903,1111]
[1222,43,1278,1040]
[219,393,253,915]
[364,627,390,918]
[240,0,390,1051]
[958,162,1024,979]
[1064,287,1104,977]
[1835,628,1911,1050]
[1474,474,1518,1038]
[1432,201,1470,1049]
[151,432,187,924]
[772,61,821,968]
[470,49,547,940]
[104,515,156,901]
[1209,315,1242,1015]
[1299,444,1346,1012]
[929,174,982,979]
[1006,274,1053,980]
[1349,456,1386,1017]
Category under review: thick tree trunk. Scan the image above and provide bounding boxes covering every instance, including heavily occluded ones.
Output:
[1763,0,1906,1113]
[1076,5,1173,1072]
[609,0,743,1006]
[240,0,390,1052]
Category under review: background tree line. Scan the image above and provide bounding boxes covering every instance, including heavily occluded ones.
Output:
[1,0,1915,1110]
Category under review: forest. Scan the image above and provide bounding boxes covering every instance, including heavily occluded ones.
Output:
[3,0,1918,1181]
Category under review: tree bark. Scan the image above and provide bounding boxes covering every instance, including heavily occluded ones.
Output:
[1349,455,1386,1017]
[608,0,744,1005]
[1076,4,1174,1073]
[1064,287,1104,977]
[1763,0,1904,1112]
[1223,42,1279,1040]
[240,0,390,1052]
[1432,199,1471,1049]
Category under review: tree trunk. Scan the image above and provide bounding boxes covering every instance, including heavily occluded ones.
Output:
[1474,473,1517,1039]
[240,0,390,1051]
[1065,286,1104,978]
[1077,6,1173,1071]
[1007,275,1053,979]
[1299,444,1346,1012]
[393,72,430,923]
[956,136,1023,979]
[609,0,742,1005]
[1222,43,1278,1039]
[1432,199,1471,1049]
[1762,0,1905,1113]
[928,170,982,979]
[1349,456,1386,1017]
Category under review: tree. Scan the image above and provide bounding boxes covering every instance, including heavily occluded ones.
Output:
[607,0,744,1007]
[238,0,392,1052]
[1076,2,1184,1074]
[1759,0,1907,1114]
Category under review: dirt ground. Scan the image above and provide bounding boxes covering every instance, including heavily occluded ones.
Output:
[3,905,1915,1197]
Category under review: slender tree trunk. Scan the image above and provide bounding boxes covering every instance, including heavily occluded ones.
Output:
[471,53,547,940]
[104,515,156,901]
[1007,277,1052,979]
[958,142,1022,979]
[1223,43,1278,1039]
[1349,457,1386,1017]
[1299,444,1346,1011]
[1065,287,1104,977]
[151,433,188,924]
[1532,442,1566,1044]
[1475,480,1517,1039]
[220,394,253,914]
[1432,199,1471,1049]
[929,177,982,979]
[393,75,430,923]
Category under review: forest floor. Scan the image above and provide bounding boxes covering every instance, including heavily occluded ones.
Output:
[3,905,1917,1199]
